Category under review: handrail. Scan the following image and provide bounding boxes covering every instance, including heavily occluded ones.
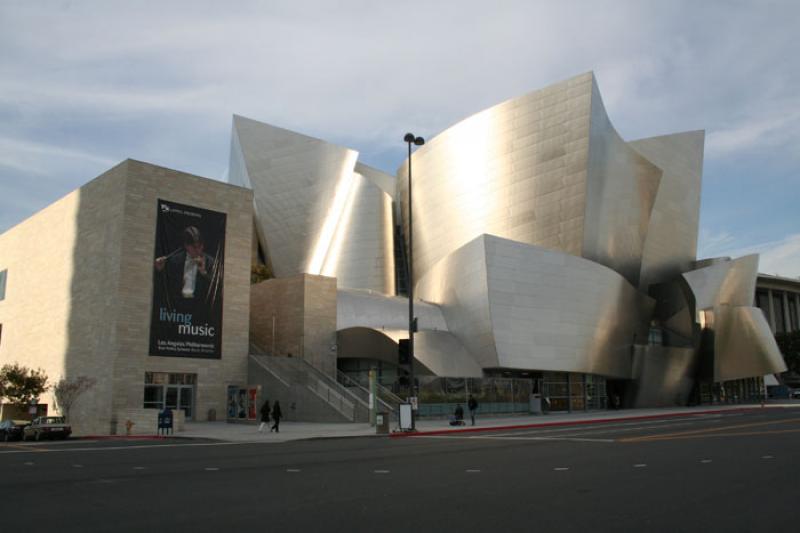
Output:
[337,370,399,415]
[248,354,291,388]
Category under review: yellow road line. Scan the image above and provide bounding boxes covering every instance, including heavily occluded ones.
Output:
[621,428,800,443]
[620,417,800,443]
[0,443,49,452]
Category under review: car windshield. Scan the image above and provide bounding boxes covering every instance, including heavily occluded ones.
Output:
[42,417,65,424]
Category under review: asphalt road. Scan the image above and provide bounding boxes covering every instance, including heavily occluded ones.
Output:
[2,408,798,532]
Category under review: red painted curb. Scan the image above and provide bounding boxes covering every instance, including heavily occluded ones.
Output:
[74,435,166,441]
[389,406,765,438]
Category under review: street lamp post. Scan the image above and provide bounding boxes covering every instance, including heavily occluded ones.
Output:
[404,132,424,430]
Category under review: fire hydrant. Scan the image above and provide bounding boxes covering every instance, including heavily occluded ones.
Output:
[125,420,135,436]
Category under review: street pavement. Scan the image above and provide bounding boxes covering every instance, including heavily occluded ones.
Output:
[96,402,797,443]
[1,406,799,532]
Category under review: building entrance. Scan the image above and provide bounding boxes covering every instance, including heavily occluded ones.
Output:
[165,385,194,419]
[144,372,197,420]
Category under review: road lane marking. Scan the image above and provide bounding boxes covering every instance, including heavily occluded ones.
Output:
[466,469,481,473]
[204,467,220,471]
[448,435,613,443]
[619,417,800,443]
[621,428,800,443]
[24,461,34,466]
[554,467,569,471]
[633,464,647,468]
[286,469,301,473]
[0,440,275,455]
[133,467,146,470]
[373,470,390,474]
[761,455,774,460]
[700,459,712,463]
[72,464,83,468]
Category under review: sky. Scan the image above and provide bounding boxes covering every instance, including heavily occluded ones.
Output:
[1,0,798,277]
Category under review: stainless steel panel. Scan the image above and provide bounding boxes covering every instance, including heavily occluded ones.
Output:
[683,254,759,309]
[713,305,787,381]
[229,115,396,294]
[630,345,697,407]
[582,79,662,286]
[337,288,448,332]
[336,327,482,377]
[416,234,654,378]
[323,172,395,294]
[397,72,594,286]
[631,131,705,289]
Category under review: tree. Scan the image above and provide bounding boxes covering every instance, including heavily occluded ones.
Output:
[53,376,97,423]
[251,263,273,284]
[0,363,49,409]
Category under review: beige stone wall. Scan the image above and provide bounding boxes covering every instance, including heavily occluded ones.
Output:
[302,275,338,376]
[0,162,128,434]
[112,160,253,428]
[250,274,337,376]
[0,159,253,434]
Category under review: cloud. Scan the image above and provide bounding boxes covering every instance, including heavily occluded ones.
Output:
[0,137,117,175]
[699,233,800,279]
[0,0,798,241]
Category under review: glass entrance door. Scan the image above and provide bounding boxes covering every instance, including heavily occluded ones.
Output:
[165,385,194,420]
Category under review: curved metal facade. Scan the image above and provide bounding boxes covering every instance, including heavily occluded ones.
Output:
[230,72,785,407]
[416,234,653,378]
[229,115,395,294]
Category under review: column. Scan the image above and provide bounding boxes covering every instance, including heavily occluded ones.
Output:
[767,289,777,333]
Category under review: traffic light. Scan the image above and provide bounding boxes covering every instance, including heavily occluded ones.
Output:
[398,339,410,366]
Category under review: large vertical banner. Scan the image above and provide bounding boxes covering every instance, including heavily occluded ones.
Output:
[150,199,226,358]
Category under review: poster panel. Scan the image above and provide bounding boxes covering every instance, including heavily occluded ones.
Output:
[150,199,226,358]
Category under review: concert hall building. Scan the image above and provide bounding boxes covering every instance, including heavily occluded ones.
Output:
[0,73,787,434]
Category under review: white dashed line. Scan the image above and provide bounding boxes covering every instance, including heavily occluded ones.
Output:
[23,462,34,466]
[72,464,83,468]
[465,469,481,473]
[700,459,712,464]
[761,455,774,460]
[373,470,390,474]
[633,464,647,468]
[286,469,301,473]
[554,467,569,471]
[204,467,220,471]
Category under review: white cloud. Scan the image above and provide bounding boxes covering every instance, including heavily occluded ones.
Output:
[0,0,798,239]
[0,137,117,175]
[699,233,800,279]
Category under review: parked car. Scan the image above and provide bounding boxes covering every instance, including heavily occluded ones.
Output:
[791,389,800,399]
[22,416,72,441]
[0,420,29,442]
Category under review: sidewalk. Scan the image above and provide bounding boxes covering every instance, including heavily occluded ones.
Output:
[169,402,800,443]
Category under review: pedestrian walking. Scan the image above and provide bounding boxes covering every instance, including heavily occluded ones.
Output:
[258,399,270,432]
[467,394,479,426]
[270,400,282,433]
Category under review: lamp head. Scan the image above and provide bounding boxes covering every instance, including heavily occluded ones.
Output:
[404,133,416,143]
[414,137,425,146]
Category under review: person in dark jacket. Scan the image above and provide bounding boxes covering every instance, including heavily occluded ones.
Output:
[270,401,282,433]
[468,395,479,426]
[451,404,465,426]
[258,400,270,432]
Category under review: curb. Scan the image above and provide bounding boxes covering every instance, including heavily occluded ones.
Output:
[73,435,167,441]
[389,406,767,438]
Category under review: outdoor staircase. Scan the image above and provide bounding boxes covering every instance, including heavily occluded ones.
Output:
[248,347,371,423]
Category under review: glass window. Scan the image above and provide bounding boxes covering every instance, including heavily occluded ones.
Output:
[0,269,6,301]
[144,385,164,409]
